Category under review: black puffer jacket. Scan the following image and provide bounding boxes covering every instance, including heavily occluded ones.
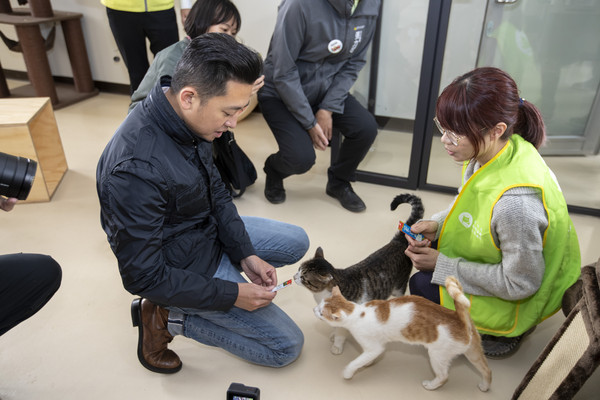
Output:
[97,78,254,311]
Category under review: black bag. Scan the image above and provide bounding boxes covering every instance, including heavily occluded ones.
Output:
[212,130,257,198]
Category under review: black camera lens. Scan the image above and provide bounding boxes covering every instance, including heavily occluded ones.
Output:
[0,151,37,200]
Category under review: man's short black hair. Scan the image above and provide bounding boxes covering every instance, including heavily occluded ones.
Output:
[171,33,263,102]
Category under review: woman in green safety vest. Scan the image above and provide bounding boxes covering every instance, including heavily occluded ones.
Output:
[404,67,581,359]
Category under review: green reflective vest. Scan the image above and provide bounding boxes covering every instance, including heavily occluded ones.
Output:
[438,135,580,337]
[101,0,174,13]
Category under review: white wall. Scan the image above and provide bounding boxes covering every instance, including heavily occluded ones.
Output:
[0,0,485,120]
[234,0,279,58]
[0,0,280,85]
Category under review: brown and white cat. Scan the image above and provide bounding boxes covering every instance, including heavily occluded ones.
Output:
[294,193,423,353]
[314,277,492,392]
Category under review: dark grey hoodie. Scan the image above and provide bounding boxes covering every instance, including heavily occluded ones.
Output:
[259,0,381,130]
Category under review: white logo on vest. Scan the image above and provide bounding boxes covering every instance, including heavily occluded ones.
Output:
[458,212,473,228]
[458,212,484,240]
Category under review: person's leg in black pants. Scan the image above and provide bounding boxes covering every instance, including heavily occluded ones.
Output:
[143,9,179,64]
[105,8,178,93]
[260,95,378,211]
[260,97,317,179]
[328,94,378,185]
[408,271,441,304]
[325,95,378,211]
[0,253,62,336]
[259,96,317,204]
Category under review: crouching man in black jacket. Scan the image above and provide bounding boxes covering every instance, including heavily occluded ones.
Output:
[96,33,309,374]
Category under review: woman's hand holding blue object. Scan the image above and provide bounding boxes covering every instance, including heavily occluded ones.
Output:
[404,220,440,271]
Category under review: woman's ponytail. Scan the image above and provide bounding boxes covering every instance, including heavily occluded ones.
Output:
[514,98,546,149]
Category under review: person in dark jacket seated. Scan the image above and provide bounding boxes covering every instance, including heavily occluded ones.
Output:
[96,33,310,374]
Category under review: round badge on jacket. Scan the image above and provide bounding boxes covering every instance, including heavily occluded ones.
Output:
[328,39,343,54]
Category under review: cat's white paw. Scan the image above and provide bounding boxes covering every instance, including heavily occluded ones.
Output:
[478,380,490,392]
[422,379,444,391]
[330,343,344,355]
[343,367,355,380]
[329,332,345,355]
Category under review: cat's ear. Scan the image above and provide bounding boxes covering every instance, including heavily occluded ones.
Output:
[315,247,324,258]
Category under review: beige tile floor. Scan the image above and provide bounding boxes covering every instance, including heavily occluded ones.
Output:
[1,90,599,399]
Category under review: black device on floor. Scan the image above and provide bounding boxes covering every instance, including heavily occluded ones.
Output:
[227,382,260,400]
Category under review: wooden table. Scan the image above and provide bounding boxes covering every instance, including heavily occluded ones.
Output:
[0,97,67,202]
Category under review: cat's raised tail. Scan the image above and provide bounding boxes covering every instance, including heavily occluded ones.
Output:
[445,276,469,307]
[390,193,424,226]
[445,276,472,329]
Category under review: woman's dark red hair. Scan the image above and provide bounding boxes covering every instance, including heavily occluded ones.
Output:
[435,67,546,155]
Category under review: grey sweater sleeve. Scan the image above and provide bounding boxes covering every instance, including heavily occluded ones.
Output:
[431,186,548,300]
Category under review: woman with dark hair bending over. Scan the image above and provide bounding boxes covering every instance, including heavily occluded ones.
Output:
[129,0,263,112]
[404,67,581,359]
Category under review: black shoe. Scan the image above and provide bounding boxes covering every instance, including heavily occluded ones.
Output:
[264,167,285,204]
[481,326,536,359]
[326,181,366,212]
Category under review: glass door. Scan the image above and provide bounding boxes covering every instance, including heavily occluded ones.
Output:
[350,0,445,189]
[424,0,600,214]
[421,0,490,192]
[352,0,599,215]
[478,0,600,156]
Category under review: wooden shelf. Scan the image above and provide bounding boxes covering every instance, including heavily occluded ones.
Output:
[0,7,98,109]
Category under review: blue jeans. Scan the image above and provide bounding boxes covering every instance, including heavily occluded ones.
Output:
[167,216,309,367]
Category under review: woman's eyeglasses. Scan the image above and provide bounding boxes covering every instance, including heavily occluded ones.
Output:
[433,117,462,146]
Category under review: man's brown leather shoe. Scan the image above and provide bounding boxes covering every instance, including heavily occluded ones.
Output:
[131,298,182,374]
